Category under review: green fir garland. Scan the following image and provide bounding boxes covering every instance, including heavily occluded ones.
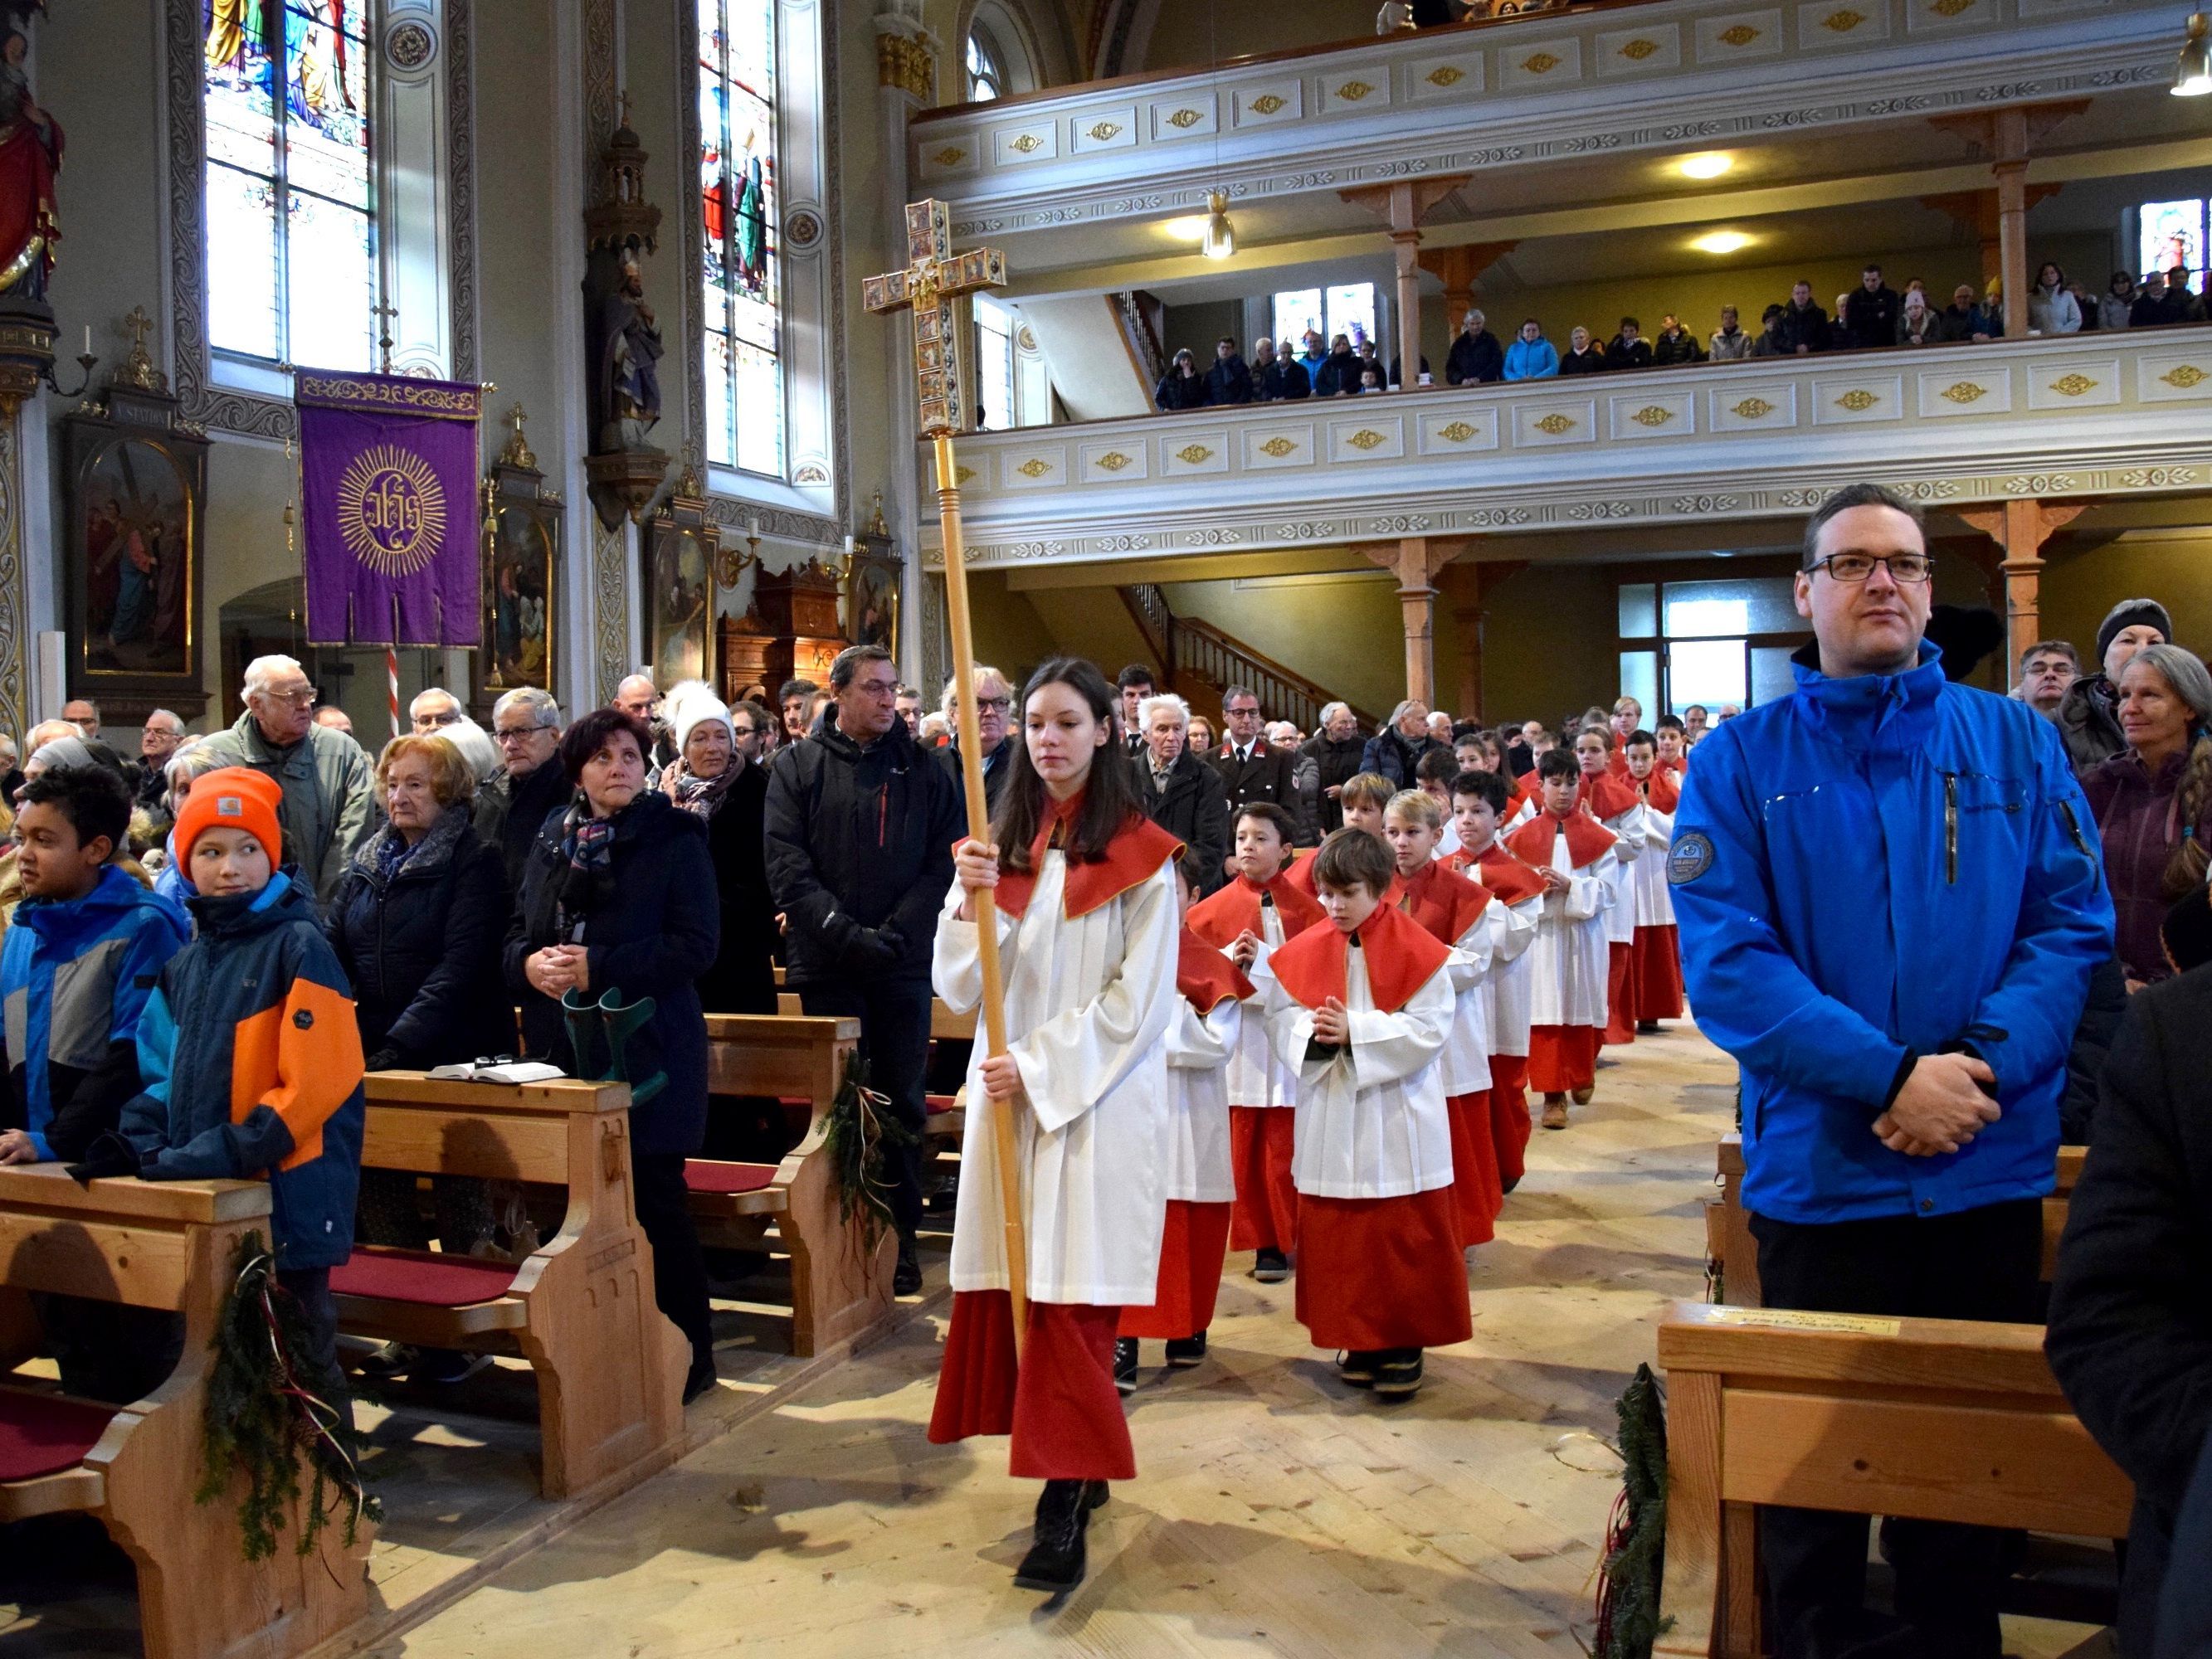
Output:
[821,1052,918,1253]
[197,1233,381,1562]
[1593,1362,1672,1659]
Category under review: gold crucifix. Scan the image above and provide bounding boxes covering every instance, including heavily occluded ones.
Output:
[863,199,1028,1352]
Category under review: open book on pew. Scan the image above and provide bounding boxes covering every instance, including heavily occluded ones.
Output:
[425,1058,568,1083]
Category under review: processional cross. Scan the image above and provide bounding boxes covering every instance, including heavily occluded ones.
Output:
[864,202,1029,1350]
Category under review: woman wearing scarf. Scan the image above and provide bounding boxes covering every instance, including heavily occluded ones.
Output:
[658,682,777,1016]
[505,706,721,1402]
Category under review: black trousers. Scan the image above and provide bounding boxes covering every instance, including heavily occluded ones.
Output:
[1749,1199,2044,1658]
[633,1151,714,1358]
[797,978,929,1242]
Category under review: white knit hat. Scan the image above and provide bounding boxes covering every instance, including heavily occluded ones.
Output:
[665,679,733,753]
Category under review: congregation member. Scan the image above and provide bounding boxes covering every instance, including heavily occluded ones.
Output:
[1444,309,1503,385]
[1114,868,1243,1393]
[1205,337,1253,406]
[1650,314,1703,367]
[1188,802,1323,1285]
[119,766,368,1413]
[1839,263,1899,350]
[766,645,962,1297]
[1502,319,1558,381]
[2029,261,2083,333]
[1258,338,1310,401]
[1603,316,1653,371]
[1620,730,1683,1033]
[1776,280,1831,353]
[1210,686,1304,839]
[928,658,1182,1597]
[1186,713,1214,756]
[1708,304,1753,361]
[1505,749,1620,1128]
[1117,665,1154,758]
[936,664,1016,810]
[731,698,773,765]
[131,708,186,820]
[1312,333,1360,397]
[480,687,571,889]
[2082,644,2212,987]
[409,686,465,734]
[660,683,778,1016]
[2059,597,2171,769]
[1360,699,1447,789]
[1256,828,1469,1401]
[1943,281,2000,343]
[2098,271,2138,331]
[894,684,924,737]
[1136,693,1229,897]
[1557,327,1605,376]
[1670,483,2111,1659]
[313,704,353,736]
[1447,771,1546,1191]
[777,679,821,746]
[1897,286,1943,347]
[2017,640,2079,722]
[202,654,375,900]
[509,708,722,1403]
[329,732,513,1387]
[612,674,659,724]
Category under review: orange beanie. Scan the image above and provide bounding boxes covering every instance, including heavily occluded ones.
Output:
[175,766,284,866]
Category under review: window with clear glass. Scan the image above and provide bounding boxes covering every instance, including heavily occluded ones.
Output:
[1620,573,1808,713]
[966,31,1003,101]
[203,2,376,368]
[975,293,1015,431]
[699,0,784,477]
[1271,282,1377,353]
[2138,197,2209,291]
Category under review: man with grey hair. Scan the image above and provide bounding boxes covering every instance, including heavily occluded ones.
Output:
[1445,308,1503,386]
[933,663,1013,810]
[409,687,465,735]
[764,643,962,1296]
[478,686,568,885]
[1300,701,1366,838]
[131,708,187,819]
[200,653,374,898]
[1138,690,1229,893]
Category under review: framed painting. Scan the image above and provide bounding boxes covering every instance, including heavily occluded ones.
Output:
[846,552,899,654]
[480,456,560,699]
[645,481,719,692]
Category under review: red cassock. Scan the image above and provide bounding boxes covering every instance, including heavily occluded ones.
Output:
[1188,870,1326,1256]
[1269,906,1472,1352]
[1631,767,1686,1022]
[1575,771,1646,1049]
[1396,861,1503,1247]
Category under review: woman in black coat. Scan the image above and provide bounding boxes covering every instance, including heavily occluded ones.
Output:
[1153,348,1206,412]
[1132,693,1230,894]
[328,732,514,1384]
[659,686,777,1015]
[505,708,721,1400]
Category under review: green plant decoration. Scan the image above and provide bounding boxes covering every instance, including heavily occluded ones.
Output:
[821,1051,916,1253]
[1594,1361,1672,1658]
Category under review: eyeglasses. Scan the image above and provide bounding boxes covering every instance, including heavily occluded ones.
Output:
[495,723,557,743]
[972,696,1011,712]
[260,686,317,707]
[1807,552,1935,584]
[419,710,462,727]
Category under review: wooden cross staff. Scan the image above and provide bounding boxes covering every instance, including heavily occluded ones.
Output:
[864,200,1029,1352]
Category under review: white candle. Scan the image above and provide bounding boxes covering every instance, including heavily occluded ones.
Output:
[748,516,761,539]
[82,325,90,355]
[843,533,855,557]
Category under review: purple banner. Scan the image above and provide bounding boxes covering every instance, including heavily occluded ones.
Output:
[296,370,482,647]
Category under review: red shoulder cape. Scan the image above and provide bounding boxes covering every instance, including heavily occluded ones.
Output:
[1186,868,1327,951]
[1282,845,1318,898]
[1396,859,1493,947]
[1607,749,1631,780]
[1468,842,1550,906]
[1637,766,1682,813]
[1177,927,1253,1013]
[992,803,1185,921]
[1504,809,1617,873]
[1269,900,1452,1016]
[1578,771,1643,822]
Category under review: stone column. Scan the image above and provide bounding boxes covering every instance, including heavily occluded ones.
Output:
[1956,499,2086,684]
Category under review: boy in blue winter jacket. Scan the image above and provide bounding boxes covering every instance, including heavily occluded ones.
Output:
[114,766,366,1400]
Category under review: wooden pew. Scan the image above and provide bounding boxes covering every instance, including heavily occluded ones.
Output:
[0,1163,370,1658]
[689,1013,894,1356]
[1707,1135,2085,1306]
[330,1073,686,1501]
[1654,1299,2132,1658]
[769,994,972,1142]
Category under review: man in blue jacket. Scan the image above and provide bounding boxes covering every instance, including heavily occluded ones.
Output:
[1671,482,2112,1659]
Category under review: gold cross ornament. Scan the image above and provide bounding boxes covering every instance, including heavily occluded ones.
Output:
[863,199,1007,438]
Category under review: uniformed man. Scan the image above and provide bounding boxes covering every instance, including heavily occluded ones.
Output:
[1209,685,1305,841]
[1670,481,2113,1659]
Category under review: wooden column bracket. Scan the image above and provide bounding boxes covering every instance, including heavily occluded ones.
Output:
[1926,102,2088,318]
[1415,241,1520,333]
[1356,537,1467,708]
[1955,499,2089,684]
[1445,559,1527,720]
[1339,177,1474,389]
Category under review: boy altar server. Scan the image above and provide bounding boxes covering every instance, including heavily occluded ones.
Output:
[1186,803,1323,1283]
[1623,730,1685,1032]
[1571,727,1649,1047]
[1284,773,1394,898]
[1382,790,1507,1246]
[928,659,1184,1597]
[1115,870,1244,1391]
[1444,771,1544,1192]
[1257,829,1469,1399]
[1505,750,1620,1129]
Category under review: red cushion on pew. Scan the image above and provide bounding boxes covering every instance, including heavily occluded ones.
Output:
[684,1160,778,1195]
[925,1093,958,1117]
[330,1246,520,1307]
[0,1389,119,1482]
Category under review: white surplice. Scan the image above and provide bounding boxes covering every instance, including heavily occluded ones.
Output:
[1225,902,1294,1110]
[1525,831,1618,1029]
[1163,998,1238,1204]
[1474,893,1538,1060]
[1596,801,1648,947]
[1437,911,1495,1097]
[933,854,1178,1305]
[1632,797,1677,927]
[1253,946,1456,1199]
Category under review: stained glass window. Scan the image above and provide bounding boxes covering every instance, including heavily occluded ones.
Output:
[700,0,784,477]
[203,1,376,368]
[2138,197,2209,291]
[966,32,1003,102]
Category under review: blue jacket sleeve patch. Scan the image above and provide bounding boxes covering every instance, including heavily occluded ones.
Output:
[1668,833,1716,885]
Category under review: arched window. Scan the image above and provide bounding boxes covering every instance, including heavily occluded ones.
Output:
[202,1,376,368]
[699,0,785,477]
[965,29,1004,102]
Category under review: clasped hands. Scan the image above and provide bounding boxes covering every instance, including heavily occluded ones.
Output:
[524,943,592,997]
[1873,1051,2000,1158]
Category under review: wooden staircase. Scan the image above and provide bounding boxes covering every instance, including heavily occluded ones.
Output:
[1120,584,1379,733]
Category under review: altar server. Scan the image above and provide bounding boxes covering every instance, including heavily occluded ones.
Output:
[1445,771,1545,1191]
[1115,869,1243,1391]
[1503,749,1620,1128]
[1284,771,1393,899]
[1187,802,1323,1283]
[1571,727,1649,1047]
[1258,829,1469,1399]
[1622,730,1685,1032]
[928,657,1183,1597]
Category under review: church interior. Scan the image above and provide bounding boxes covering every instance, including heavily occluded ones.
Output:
[0,0,2206,1653]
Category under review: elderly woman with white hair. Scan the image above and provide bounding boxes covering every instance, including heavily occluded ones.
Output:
[660,680,777,1016]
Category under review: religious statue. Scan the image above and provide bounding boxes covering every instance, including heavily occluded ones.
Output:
[0,23,63,307]
[594,255,663,450]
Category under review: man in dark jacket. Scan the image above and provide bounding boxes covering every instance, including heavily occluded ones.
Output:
[1650,314,1703,367]
[1135,693,1229,894]
[1839,264,1899,351]
[1604,317,1654,370]
[1776,281,1831,354]
[1313,334,1359,397]
[1209,686,1306,841]
[1360,699,1447,789]
[1445,310,1504,386]
[1259,338,1310,401]
[1300,703,1368,838]
[480,686,572,890]
[764,645,962,1292]
[1205,337,1254,406]
[2048,969,2212,1658]
[933,664,1014,810]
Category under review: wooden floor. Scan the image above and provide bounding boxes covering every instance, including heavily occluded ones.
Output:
[0,1024,2114,1657]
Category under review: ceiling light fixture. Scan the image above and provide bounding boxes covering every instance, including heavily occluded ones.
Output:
[1162,215,1211,241]
[2176,12,2211,95]
[1202,188,1236,260]
[1692,231,1753,255]
[1678,152,1733,179]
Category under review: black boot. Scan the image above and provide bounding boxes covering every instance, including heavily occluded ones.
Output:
[682,1343,718,1404]
[1014,1478,1094,1593]
[1252,1247,1291,1283]
[1164,1331,1207,1368]
[1113,1336,1138,1395]
[894,1234,923,1297]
